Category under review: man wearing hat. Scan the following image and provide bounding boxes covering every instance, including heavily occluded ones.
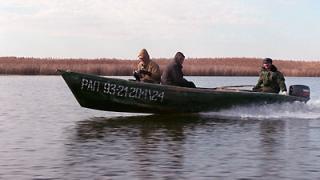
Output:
[253,58,287,94]
[133,48,161,83]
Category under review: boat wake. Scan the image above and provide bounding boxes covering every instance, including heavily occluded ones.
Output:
[201,98,320,120]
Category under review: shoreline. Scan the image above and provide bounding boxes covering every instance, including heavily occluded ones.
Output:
[1,57,320,77]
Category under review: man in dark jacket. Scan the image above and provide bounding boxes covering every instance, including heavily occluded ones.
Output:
[161,52,196,88]
[253,58,287,94]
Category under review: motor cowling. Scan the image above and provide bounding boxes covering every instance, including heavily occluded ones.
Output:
[289,85,310,99]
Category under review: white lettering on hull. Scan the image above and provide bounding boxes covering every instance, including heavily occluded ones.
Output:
[81,78,165,102]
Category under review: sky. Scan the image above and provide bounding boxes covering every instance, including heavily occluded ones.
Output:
[0,0,320,60]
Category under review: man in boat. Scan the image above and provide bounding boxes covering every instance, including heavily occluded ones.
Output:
[133,48,161,83]
[253,58,287,94]
[161,52,196,88]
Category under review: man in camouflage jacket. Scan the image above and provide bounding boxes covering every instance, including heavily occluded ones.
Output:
[253,58,287,93]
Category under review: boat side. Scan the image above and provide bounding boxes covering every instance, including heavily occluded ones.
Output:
[59,70,309,113]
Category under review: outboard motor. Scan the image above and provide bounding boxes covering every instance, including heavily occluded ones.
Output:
[289,85,310,99]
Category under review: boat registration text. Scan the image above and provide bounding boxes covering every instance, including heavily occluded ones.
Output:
[80,78,165,102]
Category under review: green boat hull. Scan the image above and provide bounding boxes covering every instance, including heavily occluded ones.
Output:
[59,70,309,113]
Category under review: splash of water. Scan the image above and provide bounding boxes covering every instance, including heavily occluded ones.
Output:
[202,97,320,120]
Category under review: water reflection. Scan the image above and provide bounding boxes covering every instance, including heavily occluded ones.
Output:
[75,114,201,179]
[61,115,314,179]
[75,114,206,140]
[258,120,286,179]
[73,114,248,141]
[63,115,260,179]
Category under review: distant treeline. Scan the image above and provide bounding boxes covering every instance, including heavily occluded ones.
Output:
[0,56,320,76]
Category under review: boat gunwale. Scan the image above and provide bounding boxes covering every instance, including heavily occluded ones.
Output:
[58,69,310,103]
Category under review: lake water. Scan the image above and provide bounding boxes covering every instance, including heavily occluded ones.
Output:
[1,76,320,179]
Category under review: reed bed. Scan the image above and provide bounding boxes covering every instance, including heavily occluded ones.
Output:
[1,57,320,76]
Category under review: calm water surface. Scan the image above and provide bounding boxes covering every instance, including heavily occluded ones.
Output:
[0,76,320,179]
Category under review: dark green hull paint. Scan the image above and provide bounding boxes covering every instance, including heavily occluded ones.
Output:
[59,70,309,113]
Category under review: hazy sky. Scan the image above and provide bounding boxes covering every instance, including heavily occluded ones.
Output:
[1,0,320,60]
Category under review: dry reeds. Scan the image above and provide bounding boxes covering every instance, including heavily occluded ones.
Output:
[1,56,320,76]
[0,57,136,75]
